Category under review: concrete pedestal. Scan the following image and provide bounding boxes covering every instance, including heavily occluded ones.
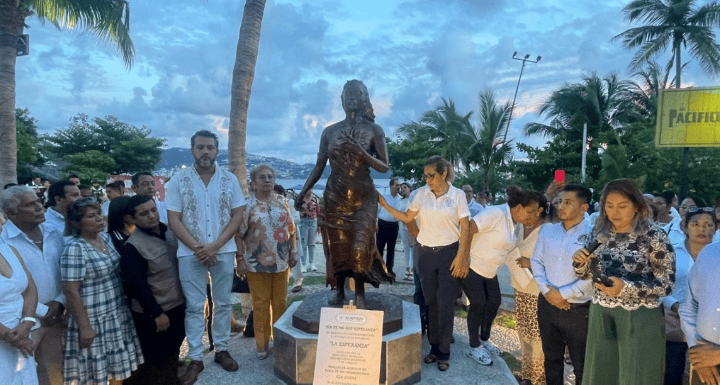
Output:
[273,298,422,385]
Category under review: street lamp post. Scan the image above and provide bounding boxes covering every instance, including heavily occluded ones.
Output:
[503,52,541,144]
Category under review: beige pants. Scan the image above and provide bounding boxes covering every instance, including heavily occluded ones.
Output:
[246,269,290,352]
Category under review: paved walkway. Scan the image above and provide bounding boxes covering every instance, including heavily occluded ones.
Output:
[185,243,526,384]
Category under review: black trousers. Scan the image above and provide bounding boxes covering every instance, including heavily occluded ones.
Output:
[537,295,589,385]
[413,269,428,335]
[125,304,186,385]
[417,242,461,360]
[665,340,688,385]
[376,219,399,272]
[459,269,501,348]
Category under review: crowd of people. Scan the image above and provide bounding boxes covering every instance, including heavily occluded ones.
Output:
[380,156,720,385]
[1,130,719,385]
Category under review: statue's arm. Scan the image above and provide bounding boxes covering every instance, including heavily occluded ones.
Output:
[363,125,389,173]
[296,133,329,211]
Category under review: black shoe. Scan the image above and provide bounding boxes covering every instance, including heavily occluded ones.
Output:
[180,360,204,385]
[214,351,239,372]
[243,311,255,337]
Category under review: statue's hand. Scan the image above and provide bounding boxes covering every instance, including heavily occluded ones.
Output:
[294,194,304,211]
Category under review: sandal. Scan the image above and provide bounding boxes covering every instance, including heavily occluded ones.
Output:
[423,353,438,364]
[437,360,450,371]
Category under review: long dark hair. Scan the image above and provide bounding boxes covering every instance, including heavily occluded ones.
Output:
[107,196,132,234]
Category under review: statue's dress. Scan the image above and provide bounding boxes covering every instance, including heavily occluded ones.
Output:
[320,123,393,287]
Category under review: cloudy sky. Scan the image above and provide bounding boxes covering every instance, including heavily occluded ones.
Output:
[17,0,716,164]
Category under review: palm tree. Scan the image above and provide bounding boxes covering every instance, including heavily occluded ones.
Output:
[626,60,679,119]
[0,0,133,186]
[523,72,637,143]
[613,0,720,90]
[228,0,266,194]
[466,90,513,192]
[417,98,474,172]
[613,0,720,198]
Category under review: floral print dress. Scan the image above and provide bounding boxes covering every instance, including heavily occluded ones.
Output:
[243,195,295,273]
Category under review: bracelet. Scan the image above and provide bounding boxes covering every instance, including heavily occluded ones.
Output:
[21,316,37,325]
[290,249,297,253]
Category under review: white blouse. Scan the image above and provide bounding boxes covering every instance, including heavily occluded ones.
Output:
[409,185,470,247]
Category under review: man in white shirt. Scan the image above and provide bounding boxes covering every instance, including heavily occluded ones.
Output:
[531,185,594,385]
[45,180,81,234]
[0,186,67,385]
[462,184,484,216]
[377,178,401,275]
[166,130,245,385]
[132,172,168,224]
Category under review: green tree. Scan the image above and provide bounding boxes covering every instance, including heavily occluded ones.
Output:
[387,122,436,182]
[0,0,134,187]
[43,113,164,174]
[16,108,43,178]
[64,150,116,182]
[613,0,720,197]
[228,0,266,195]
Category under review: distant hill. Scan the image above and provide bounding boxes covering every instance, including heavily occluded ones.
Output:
[157,148,392,180]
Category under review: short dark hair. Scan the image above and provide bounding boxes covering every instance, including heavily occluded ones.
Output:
[78,184,90,191]
[273,184,285,196]
[65,198,101,236]
[562,185,592,205]
[132,172,153,186]
[658,191,674,206]
[105,181,123,191]
[126,195,153,218]
[47,181,76,207]
[389,178,399,187]
[191,130,219,148]
[506,186,537,208]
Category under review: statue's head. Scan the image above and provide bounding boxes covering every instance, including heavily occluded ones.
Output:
[341,80,375,122]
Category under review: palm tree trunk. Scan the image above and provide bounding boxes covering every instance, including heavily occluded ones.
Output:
[0,0,23,187]
[228,0,266,195]
[675,39,690,199]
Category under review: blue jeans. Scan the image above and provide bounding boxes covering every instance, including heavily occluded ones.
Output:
[298,218,317,265]
[178,252,234,360]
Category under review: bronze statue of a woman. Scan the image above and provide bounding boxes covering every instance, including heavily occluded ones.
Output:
[295,80,394,309]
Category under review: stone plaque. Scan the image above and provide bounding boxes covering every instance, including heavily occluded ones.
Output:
[313,307,383,385]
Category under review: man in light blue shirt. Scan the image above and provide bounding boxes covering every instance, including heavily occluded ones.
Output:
[680,242,720,385]
[531,185,593,385]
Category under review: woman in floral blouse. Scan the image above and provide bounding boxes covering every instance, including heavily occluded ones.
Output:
[237,164,298,360]
[573,179,675,384]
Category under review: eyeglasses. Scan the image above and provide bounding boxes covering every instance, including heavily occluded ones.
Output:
[688,207,714,214]
[74,197,97,207]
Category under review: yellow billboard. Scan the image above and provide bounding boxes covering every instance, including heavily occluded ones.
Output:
[656,87,720,147]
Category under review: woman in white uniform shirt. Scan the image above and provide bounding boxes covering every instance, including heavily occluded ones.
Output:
[379,156,470,372]
[463,186,542,366]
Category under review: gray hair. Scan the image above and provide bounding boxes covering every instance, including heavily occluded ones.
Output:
[249,164,275,182]
[0,186,35,215]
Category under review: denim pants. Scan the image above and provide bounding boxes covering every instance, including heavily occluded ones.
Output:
[178,251,234,360]
[298,218,317,265]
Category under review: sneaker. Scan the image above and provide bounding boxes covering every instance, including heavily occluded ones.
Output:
[482,340,503,355]
[310,264,318,271]
[467,346,492,366]
[257,350,269,360]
